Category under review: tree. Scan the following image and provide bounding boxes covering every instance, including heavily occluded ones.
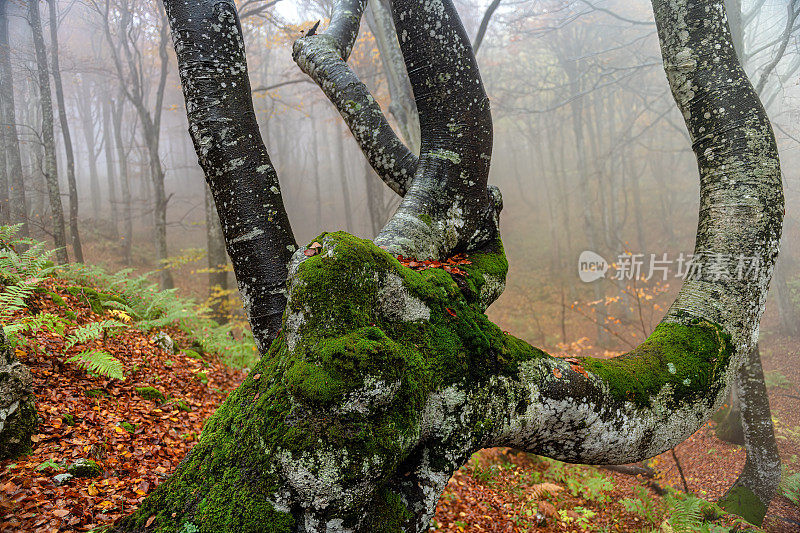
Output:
[28,0,68,264]
[48,0,84,262]
[115,0,783,530]
[0,0,28,235]
[97,0,173,289]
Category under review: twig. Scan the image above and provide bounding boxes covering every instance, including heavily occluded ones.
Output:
[670,448,690,493]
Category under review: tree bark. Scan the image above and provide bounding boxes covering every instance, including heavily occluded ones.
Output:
[111,94,133,265]
[718,344,781,525]
[114,0,783,531]
[48,0,83,262]
[28,0,68,263]
[77,77,102,217]
[0,0,28,235]
[102,98,119,239]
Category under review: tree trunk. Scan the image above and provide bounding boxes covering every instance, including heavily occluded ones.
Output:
[0,0,27,234]
[28,0,68,263]
[78,77,102,218]
[111,94,133,265]
[0,95,8,225]
[205,184,228,324]
[718,344,781,525]
[336,129,354,232]
[115,0,784,530]
[48,0,82,261]
[103,98,119,239]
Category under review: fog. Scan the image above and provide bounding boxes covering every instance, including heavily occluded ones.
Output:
[1,0,798,353]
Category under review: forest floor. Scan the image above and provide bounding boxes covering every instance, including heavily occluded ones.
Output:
[0,246,798,532]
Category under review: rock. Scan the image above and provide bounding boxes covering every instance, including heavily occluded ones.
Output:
[150,332,176,354]
[135,386,165,402]
[67,458,103,478]
[0,329,37,460]
[53,473,74,486]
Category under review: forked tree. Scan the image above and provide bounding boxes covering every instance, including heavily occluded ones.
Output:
[115,0,783,531]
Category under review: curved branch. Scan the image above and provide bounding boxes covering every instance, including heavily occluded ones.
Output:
[375,0,500,260]
[293,0,417,196]
[163,0,297,351]
[472,0,501,54]
[475,0,783,463]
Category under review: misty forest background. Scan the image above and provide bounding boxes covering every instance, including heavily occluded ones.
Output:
[3,0,799,354]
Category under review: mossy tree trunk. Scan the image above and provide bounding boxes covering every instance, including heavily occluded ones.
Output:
[115,0,783,531]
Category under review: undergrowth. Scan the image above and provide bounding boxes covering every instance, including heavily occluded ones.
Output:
[0,224,258,378]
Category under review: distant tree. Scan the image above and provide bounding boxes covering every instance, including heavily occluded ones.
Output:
[48,0,83,262]
[115,0,783,530]
[28,0,68,263]
[0,0,28,234]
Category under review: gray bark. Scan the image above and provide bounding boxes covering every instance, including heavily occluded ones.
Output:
[28,0,68,263]
[0,0,28,234]
[102,98,119,239]
[111,94,133,265]
[48,0,82,262]
[718,344,781,525]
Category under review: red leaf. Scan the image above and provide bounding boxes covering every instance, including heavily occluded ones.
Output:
[303,249,317,257]
[445,308,457,317]
[146,516,156,528]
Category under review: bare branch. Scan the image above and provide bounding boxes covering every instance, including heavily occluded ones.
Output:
[472,0,502,54]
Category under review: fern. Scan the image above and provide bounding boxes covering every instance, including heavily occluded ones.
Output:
[65,320,127,350]
[664,494,703,533]
[66,349,125,380]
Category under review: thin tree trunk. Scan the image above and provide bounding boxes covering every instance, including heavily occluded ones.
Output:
[205,185,228,324]
[336,129,354,232]
[718,344,782,525]
[102,98,119,238]
[78,77,101,217]
[28,0,68,263]
[0,96,8,224]
[48,0,82,261]
[1,0,29,235]
[112,95,133,264]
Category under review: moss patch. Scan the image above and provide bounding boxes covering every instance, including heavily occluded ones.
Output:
[582,320,733,409]
[135,386,166,402]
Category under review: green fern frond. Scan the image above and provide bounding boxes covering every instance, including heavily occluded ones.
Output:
[65,320,127,350]
[67,349,125,380]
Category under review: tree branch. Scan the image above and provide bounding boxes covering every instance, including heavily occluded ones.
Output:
[374,0,501,260]
[472,0,501,54]
[163,0,297,350]
[293,0,417,196]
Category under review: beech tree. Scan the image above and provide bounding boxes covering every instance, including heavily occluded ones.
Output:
[115,0,783,531]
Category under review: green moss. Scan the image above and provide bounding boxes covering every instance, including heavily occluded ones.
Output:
[183,349,202,360]
[0,397,37,461]
[85,388,110,398]
[135,386,166,402]
[46,291,66,306]
[120,421,136,433]
[418,213,433,227]
[61,413,75,426]
[582,320,734,408]
[360,489,414,532]
[174,400,192,412]
[194,371,209,384]
[717,485,767,526]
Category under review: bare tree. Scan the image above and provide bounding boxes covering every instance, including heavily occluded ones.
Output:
[0,0,27,234]
[114,0,783,530]
[97,0,173,288]
[28,0,68,263]
[48,0,83,261]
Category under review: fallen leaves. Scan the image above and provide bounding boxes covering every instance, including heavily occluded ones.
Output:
[397,253,472,276]
[0,278,245,532]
